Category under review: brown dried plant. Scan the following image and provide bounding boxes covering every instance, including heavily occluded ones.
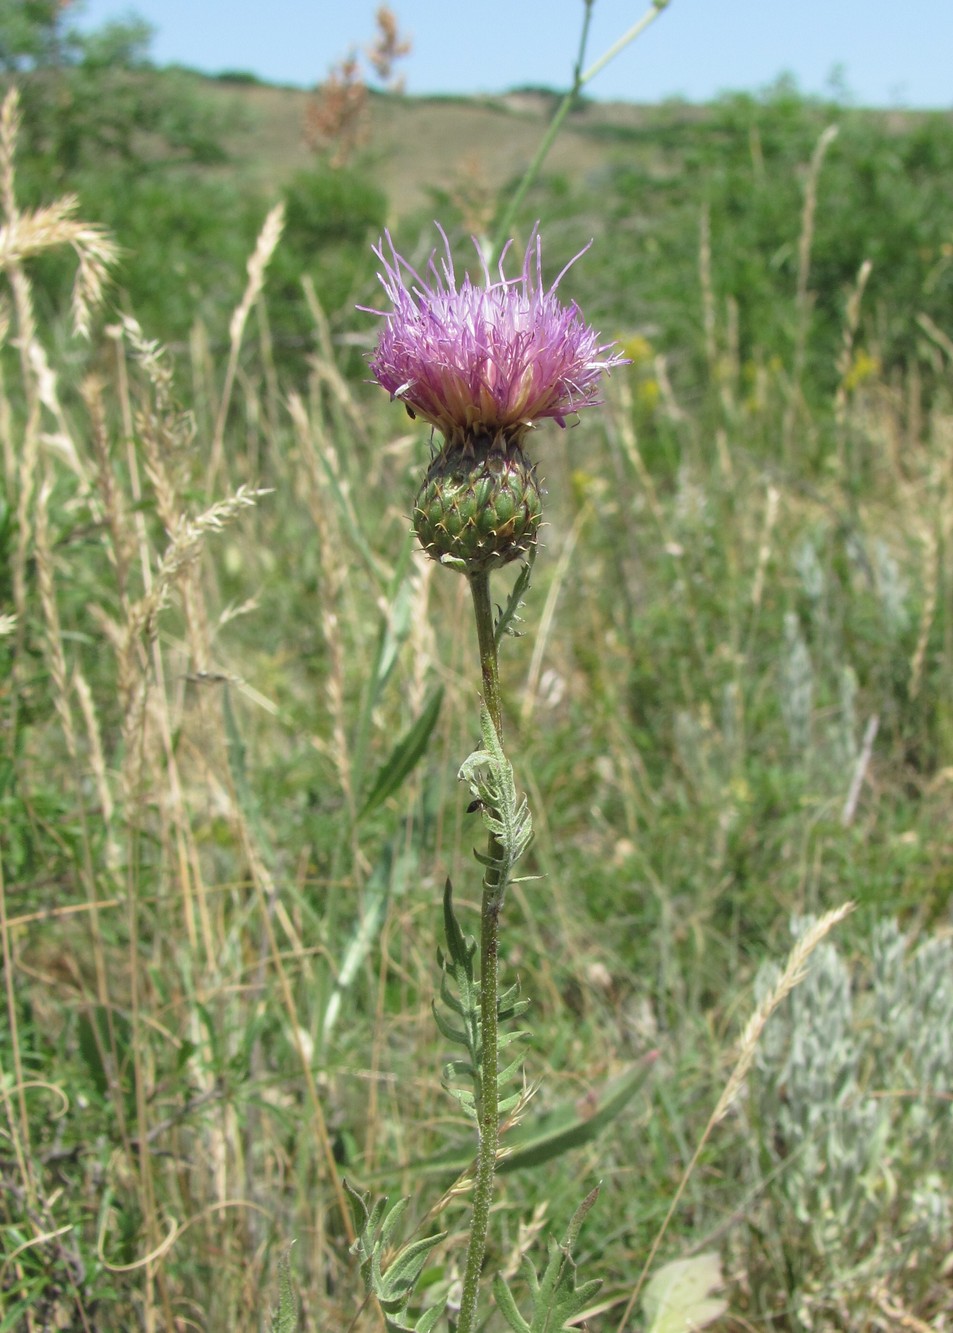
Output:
[448,154,498,241]
[304,7,411,167]
[366,5,412,91]
[303,54,369,168]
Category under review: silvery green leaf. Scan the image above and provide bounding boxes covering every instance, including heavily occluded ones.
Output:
[414,1304,445,1333]
[458,705,533,905]
[432,1004,469,1046]
[444,1087,477,1117]
[497,1029,529,1051]
[498,1055,526,1087]
[382,1230,448,1303]
[642,1253,728,1333]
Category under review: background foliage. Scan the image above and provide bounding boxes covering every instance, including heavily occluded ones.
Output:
[1,4,952,1329]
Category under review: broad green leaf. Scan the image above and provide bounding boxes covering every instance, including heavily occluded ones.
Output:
[643,1252,728,1333]
[405,1055,657,1177]
[498,1055,657,1174]
[323,840,414,1044]
[359,686,444,820]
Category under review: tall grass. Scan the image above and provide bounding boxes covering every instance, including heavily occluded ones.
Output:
[1,71,952,1331]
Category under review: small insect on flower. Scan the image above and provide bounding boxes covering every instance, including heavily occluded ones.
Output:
[365,223,626,573]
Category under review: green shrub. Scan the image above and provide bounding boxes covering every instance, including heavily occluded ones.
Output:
[268,164,388,363]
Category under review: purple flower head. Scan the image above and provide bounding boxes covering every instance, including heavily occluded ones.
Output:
[368,224,626,451]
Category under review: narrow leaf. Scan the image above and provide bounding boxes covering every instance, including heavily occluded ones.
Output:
[431,1004,470,1047]
[493,1274,532,1332]
[415,1306,445,1333]
[495,546,536,646]
[360,686,444,819]
[442,878,476,973]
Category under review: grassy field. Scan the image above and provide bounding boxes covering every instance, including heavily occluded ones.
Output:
[2,66,953,1332]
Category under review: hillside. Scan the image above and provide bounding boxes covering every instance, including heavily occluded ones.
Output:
[204,77,709,218]
[200,74,940,223]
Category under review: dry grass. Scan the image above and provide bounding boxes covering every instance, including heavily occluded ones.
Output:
[2,76,952,1332]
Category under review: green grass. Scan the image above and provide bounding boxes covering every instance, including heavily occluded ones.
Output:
[1,72,952,1332]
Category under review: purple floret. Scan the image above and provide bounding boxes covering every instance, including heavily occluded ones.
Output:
[368,224,626,449]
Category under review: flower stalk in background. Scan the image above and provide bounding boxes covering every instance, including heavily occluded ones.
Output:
[365,223,623,1332]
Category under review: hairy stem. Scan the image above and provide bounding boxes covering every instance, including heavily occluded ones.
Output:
[468,570,503,741]
[457,570,506,1333]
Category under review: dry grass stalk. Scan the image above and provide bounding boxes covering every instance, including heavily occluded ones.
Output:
[0,194,118,336]
[28,338,88,485]
[909,524,938,699]
[835,260,874,414]
[301,274,371,447]
[698,202,717,376]
[229,792,356,1246]
[286,391,356,818]
[782,123,839,457]
[0,856,40,1217]
[208,201,286,489]
[1,95,118,338]
[796,125,840,314]
[520,505,589,730]
[0,87,20,219]
[83,374,134,605]
[73,670,116,836]
[0,352,14,498]
[118,479,267,956]
[0,102,116,807]
[34,474,75,752]
[31,479,119,1203]
[840,713,880,827]
[121,485,267,703]
[749,483,780,617]
[716,902,855,1123]
[916,309,953,364]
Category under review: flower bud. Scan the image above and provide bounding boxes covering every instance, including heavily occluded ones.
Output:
[414,440,541,572]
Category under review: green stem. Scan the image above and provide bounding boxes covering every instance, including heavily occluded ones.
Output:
[491,0,593,259]
[469,570,503,740]
[457,571,506,1333]
[492,0,670,258]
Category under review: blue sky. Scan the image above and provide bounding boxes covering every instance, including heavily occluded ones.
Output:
[73,0,952,109]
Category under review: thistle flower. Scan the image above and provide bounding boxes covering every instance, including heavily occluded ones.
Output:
[368,224,625,572]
